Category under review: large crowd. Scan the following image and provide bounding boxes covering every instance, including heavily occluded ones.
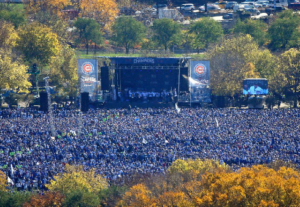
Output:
[0,107,300,191]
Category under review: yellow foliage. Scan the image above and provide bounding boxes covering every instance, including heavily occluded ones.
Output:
[0,21,18,50]
[0,51,31,92]
[46,164,108,195]
[76,0,119,31]
[24,0,71,17]
[0,170,7,191]
[118,184,156,207]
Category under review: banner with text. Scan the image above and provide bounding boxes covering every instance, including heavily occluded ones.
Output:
[189,61,211,103]
[78,59,98,101]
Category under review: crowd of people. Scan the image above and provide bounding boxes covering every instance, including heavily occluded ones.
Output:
[0,107,300,191]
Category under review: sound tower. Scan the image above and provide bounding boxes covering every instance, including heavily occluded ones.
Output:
[180,67,189,92]
[40,92,48,112]
[81,92,89,112]
[101,67,110,90]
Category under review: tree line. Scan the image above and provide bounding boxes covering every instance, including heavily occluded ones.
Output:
[1,1,300,106]
[1,159,300,206]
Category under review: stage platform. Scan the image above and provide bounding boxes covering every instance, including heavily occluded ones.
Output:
[96,101,175,109]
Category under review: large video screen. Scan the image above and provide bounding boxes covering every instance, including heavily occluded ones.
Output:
[243,79,268,95]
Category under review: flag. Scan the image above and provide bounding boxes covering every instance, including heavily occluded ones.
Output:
[89,133,92,136]
[51,137,55,140]
[215,118,219,127]
[11,164,14,175]
[98,132,102,135]
[165,140,169,144]
[7,176,14,185]
[57,135,61,139]
[142,138,147,144]
[175,103,181,114]
[9,152,15,156]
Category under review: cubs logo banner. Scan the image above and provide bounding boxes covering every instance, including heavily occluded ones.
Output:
[189,61,211,103]
[78,59,98,101]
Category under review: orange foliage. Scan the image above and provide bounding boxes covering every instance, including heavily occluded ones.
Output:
[23,192,64,207]
[75,0,119,31]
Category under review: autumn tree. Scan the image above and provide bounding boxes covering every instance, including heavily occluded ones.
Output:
[233,19,268,46]
[0,52,31,93]
[208,35,260,96]
[49,46,78,98]
[185,165,300,207]
[24,0,71,17]
[46,164,108,195]
[279,48,300,107]
[0,170,7,192]
[189,18,223,50]
[118,184,155,207]
[73,0,119,31]
[23,192,64,207]
[152,18,182,51]
[111,16,146,54]
[16,23,61,66]
[74,18,103,54]
[0,21,18,51]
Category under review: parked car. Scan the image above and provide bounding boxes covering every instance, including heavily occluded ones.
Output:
[178,3,195,11]
[223,12,233,19]
[199,4,221,11]
[245,8,261,15]
[153,4,168,10]
[225,1,238,9]
[233,2,254,11]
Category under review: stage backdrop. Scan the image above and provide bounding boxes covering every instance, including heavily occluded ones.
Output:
[78,59,98,101]
[190,61,211,103]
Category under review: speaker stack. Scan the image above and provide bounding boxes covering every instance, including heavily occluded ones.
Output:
[101,67,110,91]
[40,92,48,112]
[81,92,89,112]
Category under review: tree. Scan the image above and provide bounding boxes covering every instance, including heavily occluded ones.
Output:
[46,164,108,195]
[268,10,300,49]
[189,17,223,50]
[157,191,193,207]
[0,191,32,207]
[49,46,78,98]
[184,165,300,207]
[233,19,267,46]
[23,192,64,207]
[118,184,155,207]
[73,0,119,31]
[0,51,31,93]
[279,48,300,107]
[208,35,260,96]
[0,21,18,51]
[74,18,103,54]
[0,170,7,192]
[63,190,100,207]
[0,4,26,28]
[24,0,71,17]
[111,16,146,54]
[16,23,61,66]
[152,18,182,51]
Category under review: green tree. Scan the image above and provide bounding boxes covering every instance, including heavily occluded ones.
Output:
[233,19,267,46]
[74,18,103,54]
[0,191,32,207]
[152,18,182,51]
[189,18,223,51]
[63,190,100,207]
[268,10,300,49]
[111,16,146,54]
[0,4,26,28]
[16,23,61,66]
[279,48,300,108]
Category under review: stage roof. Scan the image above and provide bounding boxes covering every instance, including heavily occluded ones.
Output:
[97,57,191,65]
